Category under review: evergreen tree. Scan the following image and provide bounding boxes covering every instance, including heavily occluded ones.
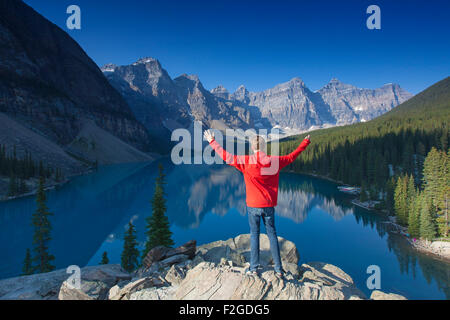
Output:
[142,164,173,259]
[394,175,408,226]
[31,176,55,273]
[385,177,396,214]
[408,193,421,238]
[22,248,33,276]
[422,148,441,206]
[435,149,449,237]
[121,222,140,273]
[100,251,109,265]
[420,197,437,241]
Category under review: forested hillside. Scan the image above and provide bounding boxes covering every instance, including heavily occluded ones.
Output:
[279,77,449,239]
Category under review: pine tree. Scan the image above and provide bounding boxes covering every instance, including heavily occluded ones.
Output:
[435,149,449,237]
[422,148,449,238]
[31,176,55,273]
[420,197,437,241]
[408,193,421,238]
[100,251,109,265]
[22,248,33,275]
[385,177,396,214]
[142,164,173,259]
[394,175,408,226]
[422,148,441,206]
[121,222,140,273]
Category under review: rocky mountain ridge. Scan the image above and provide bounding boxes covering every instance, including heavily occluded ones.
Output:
[103,57,412,133]
[0,0,155,175]
[102,59,253,132]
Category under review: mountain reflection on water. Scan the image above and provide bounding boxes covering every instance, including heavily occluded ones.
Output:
[0,160,448,299]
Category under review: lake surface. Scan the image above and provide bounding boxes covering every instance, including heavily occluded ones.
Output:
[0,159,448,299]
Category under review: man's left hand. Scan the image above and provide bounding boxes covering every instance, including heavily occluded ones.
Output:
[204,129,215,143]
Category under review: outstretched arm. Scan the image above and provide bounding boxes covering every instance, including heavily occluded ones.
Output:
[204,129,246,172]
[277,135,311,169]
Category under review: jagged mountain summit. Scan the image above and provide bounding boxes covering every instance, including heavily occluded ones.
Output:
[103,57,412,133]
[318,78,413,124]
[216,77,413,130]
[102,59,253,131]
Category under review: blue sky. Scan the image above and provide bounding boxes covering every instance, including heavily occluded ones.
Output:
[24,0,449,94]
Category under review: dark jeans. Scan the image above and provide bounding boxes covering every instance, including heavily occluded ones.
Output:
[247,206,282,273]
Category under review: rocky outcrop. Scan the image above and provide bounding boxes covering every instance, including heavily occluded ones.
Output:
[0,235,408,300]
[0,264,130,300]
[140,239,197,271]
[58,265,131,300]
[370,290,408,300]
[129,234,368,300]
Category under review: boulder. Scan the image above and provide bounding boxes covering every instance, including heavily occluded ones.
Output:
[108,276,167,300]
[141,246,171,269]
[0,269,69,300]
[0,264,130,300]
[141,240,196,270]
[136,261,366,300]
[198,234,299,268]
[58,264,131,300]
[164,265,186,286]
[160,254,189,268]
[430,241,450,258]
[370,290,407,300]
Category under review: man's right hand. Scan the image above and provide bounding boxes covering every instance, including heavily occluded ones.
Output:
[304,134,311,141]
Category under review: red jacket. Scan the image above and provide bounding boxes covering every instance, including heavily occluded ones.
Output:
[209,138,311,207]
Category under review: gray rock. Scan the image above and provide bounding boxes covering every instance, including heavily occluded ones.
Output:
[198,234,299,268]
[58,265,131,300]
[160,254,189,268]
[108,276,167,300]
[0,264,130,300]
[143,261,366,300]
[164,265,186,286]
[141,240,196,270]
[141,246,172,269]
[370,290,407,300]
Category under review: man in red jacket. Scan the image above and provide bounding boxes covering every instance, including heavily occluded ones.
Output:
[204,130,311,277]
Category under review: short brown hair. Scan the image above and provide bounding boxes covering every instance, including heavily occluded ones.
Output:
[250,135,266,151]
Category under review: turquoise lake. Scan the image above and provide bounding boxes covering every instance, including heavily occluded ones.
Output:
[0,159,448,299]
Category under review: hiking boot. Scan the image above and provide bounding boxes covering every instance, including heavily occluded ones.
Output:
[245,268,258,276]
[275,270,284,279]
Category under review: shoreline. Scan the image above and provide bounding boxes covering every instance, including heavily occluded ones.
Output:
[0,168,95,202]
[2,165,449,262]
[287,170,450,262]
